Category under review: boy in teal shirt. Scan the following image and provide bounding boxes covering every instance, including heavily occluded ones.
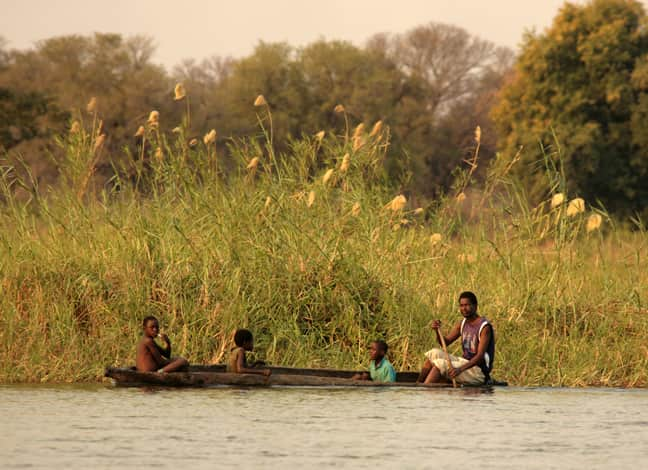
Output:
[353,340,397,382]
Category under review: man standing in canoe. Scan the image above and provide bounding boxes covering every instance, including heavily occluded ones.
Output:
[419,291,495,385]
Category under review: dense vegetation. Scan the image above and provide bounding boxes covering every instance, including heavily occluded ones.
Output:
[0,102,646,386]
[1,0,647,386]
[493,0,648,217]
[0,24,509,200]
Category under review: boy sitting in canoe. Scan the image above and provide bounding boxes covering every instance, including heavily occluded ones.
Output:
[136,316,189,373]
[352,340,396,382]
[227,329,271,377]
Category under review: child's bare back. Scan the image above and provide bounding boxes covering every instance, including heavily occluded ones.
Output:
[226,329,271,377]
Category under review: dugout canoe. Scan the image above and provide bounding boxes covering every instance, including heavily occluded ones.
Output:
[104,365,507,388]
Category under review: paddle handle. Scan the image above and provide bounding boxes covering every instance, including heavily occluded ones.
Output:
[438,328,458,388]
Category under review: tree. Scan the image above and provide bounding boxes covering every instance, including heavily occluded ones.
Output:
[492,0,648,215]
[370,23,513,195]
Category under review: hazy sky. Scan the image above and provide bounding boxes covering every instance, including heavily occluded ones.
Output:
[3,0,645,69]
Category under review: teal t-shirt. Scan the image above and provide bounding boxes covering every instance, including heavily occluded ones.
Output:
[369,358,396,382]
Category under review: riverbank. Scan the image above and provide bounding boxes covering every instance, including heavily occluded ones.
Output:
[1,115,646,386]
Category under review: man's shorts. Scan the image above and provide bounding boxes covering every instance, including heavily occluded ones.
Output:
[424,348,485,385]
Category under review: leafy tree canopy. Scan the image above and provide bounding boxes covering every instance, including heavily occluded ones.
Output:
[492,0,648,215]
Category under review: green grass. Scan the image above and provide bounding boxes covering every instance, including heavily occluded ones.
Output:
[0,111,646,386]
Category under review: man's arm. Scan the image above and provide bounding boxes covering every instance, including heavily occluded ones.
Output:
[236,350,271,376]
[157,334,171,358]
[145,338,170,367]
[433,320,461,346]
[449,324,492,378]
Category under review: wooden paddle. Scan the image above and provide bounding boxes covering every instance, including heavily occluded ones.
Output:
[437,326,458,389]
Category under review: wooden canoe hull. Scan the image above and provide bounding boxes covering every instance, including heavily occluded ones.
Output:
[186,364,420,382]
[104,366,507,388]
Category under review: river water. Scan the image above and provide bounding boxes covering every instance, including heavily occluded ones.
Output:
[1,385,647,469]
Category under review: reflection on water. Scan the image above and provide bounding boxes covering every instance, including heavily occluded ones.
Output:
[1,384,647,469]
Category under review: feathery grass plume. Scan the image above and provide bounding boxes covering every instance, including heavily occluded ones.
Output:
[456,192,467,204]
[246,157,260,170]
[551,193,565,209]
[340,153,350,172]
[400,218,409,225]
[307,190,315,207]
[315,130,325,141]
[370,120,383,137]
[70,121,80,134]
[134,126,145,137]
[392,223,401,231]
[586,213,603,232]
[172,126,182,133]
[155,147,163,160]
[93,134,105,152]
[566,198,585,217]
[189,138,198,147]
[414,207,424,215]
[203,129,217,145]
[174,82,186,101]
[457,253,476,263]
[87,97,97,113]
[351,202,361,216]
[353,123,365,139]
[254,94,267,107]
[334,104,345,113]
[264,196,272,209]
[430,233,443,245]
[322,169,334,185]
[388,194,407,211]
[147,110,160,125]
[474,125,481,144]
[352,136,363,151]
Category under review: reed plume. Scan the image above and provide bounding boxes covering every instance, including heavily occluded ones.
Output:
[551,193,565,208]
[370,120,383,137]
[566,198,585,216]
[147,110,160,125]
[388,194,407,211]
[586,213,603,232]
[174,83,186,101]
[322,169,334,185]
[247,157,260,170]
[203,129,217,145]
[340,153,350,172]
[87,97,97,113]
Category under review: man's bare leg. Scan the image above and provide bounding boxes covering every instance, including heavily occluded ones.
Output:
[418,359,433,383]
[424,365,443,384]
[161,357,189,373]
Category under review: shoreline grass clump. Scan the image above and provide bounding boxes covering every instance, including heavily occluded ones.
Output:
[0,97,646,387]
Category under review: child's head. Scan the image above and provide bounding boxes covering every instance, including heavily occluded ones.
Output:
[142,315,159,338]
[370,340,388,361]
[233,329,254,351]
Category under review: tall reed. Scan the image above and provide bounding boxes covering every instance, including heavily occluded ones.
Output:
[0,103,646,386]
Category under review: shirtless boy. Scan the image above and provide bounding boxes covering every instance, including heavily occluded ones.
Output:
[227,329,271,377]
[136,316,189,373]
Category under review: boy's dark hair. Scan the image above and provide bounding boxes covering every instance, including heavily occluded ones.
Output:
[373,340,389,354]
[459,291,478,306]
[234,329,253,347]
[142,315,158,327]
